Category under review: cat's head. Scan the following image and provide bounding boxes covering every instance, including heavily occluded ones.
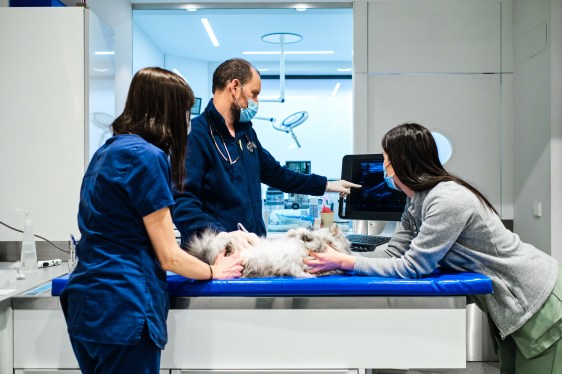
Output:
[328,223,352,254]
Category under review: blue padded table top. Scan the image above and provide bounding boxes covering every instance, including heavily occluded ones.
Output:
[51,270,492,297]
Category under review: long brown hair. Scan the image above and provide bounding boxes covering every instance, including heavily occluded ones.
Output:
[112,67,194,191]
[382,123,498,214]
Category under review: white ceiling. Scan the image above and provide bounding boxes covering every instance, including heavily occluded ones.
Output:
[132,6,353,75]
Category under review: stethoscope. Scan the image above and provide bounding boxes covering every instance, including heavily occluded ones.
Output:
[204,113,257,165]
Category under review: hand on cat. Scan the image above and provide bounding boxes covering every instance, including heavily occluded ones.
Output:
[212,250,244,279]
[305,245,356,274]
[216,230,260,252]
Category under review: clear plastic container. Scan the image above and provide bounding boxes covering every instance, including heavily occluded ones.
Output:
[19,210,38,273]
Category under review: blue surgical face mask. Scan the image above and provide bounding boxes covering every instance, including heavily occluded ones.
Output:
[383,161,399,190]
[237,84,259,123]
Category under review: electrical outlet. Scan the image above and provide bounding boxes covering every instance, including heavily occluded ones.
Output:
[533,202,542,218]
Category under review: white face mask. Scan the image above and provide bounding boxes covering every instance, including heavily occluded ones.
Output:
[236,84,259,123]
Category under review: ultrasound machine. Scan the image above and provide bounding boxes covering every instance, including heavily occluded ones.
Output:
[339,154,407,252]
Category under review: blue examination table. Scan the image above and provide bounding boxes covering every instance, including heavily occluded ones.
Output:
[47,271,492,371]
[52,270,492,297]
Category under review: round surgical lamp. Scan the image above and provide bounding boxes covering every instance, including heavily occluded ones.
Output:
[92,112,114,147]
[272,111,309,148]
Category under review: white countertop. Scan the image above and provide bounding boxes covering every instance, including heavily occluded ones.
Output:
[0,262,68,303]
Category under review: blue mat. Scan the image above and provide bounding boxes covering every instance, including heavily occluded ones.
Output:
[52,270,492,297]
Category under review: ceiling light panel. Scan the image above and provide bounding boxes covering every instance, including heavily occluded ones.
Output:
[201,18,219,47]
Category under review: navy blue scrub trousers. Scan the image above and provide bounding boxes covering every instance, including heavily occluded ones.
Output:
[69,323,161,374]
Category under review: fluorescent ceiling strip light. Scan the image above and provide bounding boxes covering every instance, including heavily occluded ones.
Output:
[242,51,334,55]
[337,68,352,72]
[201,18,219,47]
[95,51,115,55]
[331,82,341,97]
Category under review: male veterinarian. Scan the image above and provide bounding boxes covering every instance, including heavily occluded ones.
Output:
[173,58,360,249]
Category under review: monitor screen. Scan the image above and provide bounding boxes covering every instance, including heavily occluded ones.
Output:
[338,154,407,221]
[285,160,311,174]
[191,97,202,115]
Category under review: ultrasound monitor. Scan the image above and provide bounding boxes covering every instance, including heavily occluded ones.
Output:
[338,154,407,221]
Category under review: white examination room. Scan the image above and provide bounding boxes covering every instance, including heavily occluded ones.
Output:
[1,0,561,373]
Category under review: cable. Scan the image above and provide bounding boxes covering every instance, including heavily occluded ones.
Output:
[0,220,69,254]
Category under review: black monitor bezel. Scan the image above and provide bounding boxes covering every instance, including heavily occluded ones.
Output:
[338,153,406,221]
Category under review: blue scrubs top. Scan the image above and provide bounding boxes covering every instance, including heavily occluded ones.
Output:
[173,100,327,244]
[60,134,174,349]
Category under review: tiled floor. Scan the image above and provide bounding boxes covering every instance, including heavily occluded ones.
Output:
[370,361,500,374]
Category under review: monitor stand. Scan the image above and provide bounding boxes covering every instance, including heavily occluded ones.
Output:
[353,220,398,237]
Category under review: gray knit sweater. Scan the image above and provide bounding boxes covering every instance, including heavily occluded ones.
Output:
[353,181,559,337]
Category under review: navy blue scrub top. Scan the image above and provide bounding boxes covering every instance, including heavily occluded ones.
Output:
[60,134,174,349]
[173,100,327,244]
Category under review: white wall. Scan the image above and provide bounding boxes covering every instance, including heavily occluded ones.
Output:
[356,0,513,219]
[133,22,164,73]
[164,55,211,106]
[513,0,551,252]
[0,8,86,241]
[513,0,562,259]
[551,0,562,262]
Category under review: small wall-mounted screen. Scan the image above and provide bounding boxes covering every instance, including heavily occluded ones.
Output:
[285,161,311,174]
[191,97,202,115]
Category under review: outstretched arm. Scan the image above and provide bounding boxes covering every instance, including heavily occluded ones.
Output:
[144,207,244,280]
[326,180,362,197]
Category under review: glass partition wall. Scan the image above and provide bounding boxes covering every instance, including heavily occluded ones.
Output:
[132,4,353,224]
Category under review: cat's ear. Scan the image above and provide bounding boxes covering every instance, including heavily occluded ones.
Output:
[329,222,342,236]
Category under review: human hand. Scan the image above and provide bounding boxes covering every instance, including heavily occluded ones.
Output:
[212,250,244,279]
[304,245,356,274]
[216,230,260,252]
[326,180,362,198]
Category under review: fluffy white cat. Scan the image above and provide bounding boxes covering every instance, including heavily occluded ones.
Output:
[186,224,352,278]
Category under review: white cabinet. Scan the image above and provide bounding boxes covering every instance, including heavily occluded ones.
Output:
[0,7,114,242]
[358,0,513,216]
[367,1,502,73]
[367,73,502,210]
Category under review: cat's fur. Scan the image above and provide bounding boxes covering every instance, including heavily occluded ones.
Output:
[186,224,352,278]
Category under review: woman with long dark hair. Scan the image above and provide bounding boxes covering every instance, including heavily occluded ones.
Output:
[306,123,562,373]
[60,67,246,373]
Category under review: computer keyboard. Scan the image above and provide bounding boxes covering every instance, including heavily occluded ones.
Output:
[345,234,391,252]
